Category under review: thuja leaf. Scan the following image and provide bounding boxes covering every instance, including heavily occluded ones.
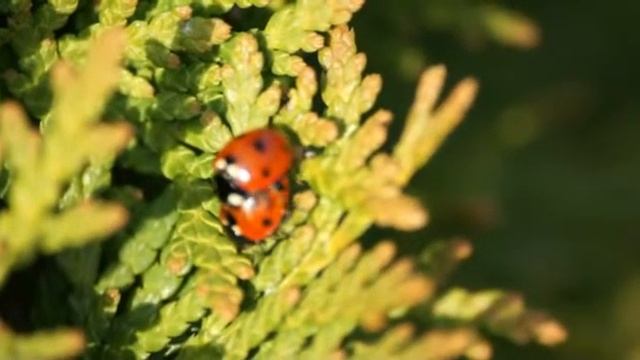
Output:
[0,28,131,359]
[0,325,85,360]
[0,1,566,359]
[0,29,130,285]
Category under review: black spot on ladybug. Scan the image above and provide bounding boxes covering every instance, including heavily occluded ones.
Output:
[252,138,267,153]
[261,167,271,178]
[225,154,236,164]
[273,180,285,191]
[262,218,273,227]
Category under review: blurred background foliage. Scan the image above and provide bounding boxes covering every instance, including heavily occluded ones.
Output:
[0,0,636,359]
[353,1,640,359]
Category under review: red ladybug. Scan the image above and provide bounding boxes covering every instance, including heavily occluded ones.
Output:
[219,177,290,242]
[213,129,294,192]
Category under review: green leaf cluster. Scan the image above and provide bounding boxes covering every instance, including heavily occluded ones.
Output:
[0,1,565,359]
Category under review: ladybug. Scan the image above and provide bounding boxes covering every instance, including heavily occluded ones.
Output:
[219,177,290,242]
[214,128,295,242]
[213,129,294,192]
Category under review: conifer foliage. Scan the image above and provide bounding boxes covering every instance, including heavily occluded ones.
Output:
[0,1,565,359]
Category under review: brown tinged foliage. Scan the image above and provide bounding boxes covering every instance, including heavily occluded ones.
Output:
[0,1,565,359]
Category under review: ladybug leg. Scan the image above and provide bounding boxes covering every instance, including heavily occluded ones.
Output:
[221,207,242,236]
[220,207,233,229]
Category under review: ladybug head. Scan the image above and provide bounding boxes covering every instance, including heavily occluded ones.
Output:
[214,155,251,184]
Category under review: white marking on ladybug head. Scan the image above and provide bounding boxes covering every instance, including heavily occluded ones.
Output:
[227,164,251,183]
[214,158,227,170]
[227,193,245,207]
[231,225,242,236]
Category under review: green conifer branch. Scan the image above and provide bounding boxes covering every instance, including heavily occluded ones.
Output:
[0,29,130,285]
[385,327,483,360]
[420,238,474,283]
[274,65,338,146]
[0,1,567,359]
[0,28,131,359]
[219,33,269,134]
[433,288,567,346]
[0,324,85,360]
[264,0,364,54]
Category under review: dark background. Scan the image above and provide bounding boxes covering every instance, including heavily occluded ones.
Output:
[354,1,640,359]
